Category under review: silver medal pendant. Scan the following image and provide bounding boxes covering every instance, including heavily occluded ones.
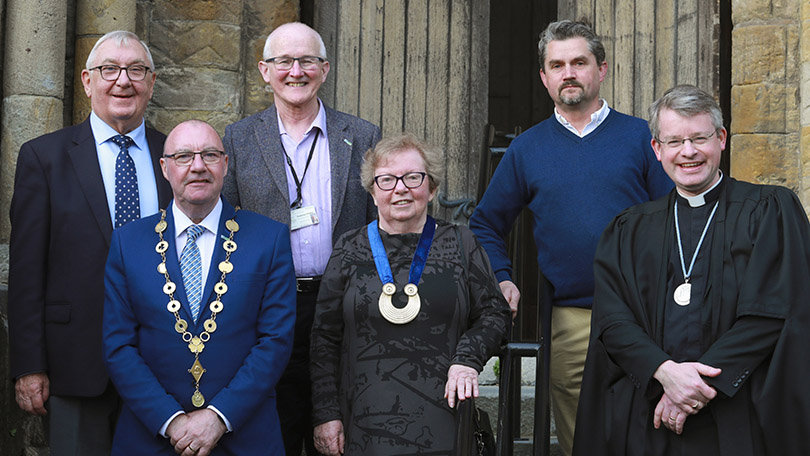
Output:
[674,282,691,306]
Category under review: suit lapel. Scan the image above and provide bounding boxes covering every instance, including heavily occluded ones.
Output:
[67,119,114,246]
[198,200,233,323]
[146,127,172,207]
[254,105,290,204]
[325,106,351,230]
[163,208,194,322]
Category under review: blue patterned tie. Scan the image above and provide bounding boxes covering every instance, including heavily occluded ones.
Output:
[181,225,205,322]
[111,135,140,228]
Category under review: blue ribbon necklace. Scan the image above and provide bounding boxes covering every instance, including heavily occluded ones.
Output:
[367,215,436,324]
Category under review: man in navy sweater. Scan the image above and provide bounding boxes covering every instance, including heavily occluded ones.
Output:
[470,20,672,456]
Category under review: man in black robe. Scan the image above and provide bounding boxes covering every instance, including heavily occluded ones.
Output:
[573,85,810,456]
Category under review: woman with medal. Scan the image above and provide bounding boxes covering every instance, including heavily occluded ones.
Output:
[310,134,510,455]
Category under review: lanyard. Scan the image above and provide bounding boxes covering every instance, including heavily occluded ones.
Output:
[367,215,436,287]
[282,129,320,208]
[674,200,719,282]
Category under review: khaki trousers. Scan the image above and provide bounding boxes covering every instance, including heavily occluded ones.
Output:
[550,306,591,456]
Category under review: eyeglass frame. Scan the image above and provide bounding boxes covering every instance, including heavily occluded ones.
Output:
[655,130,719,150]
[373,172,428,191]
[264,56,326,70]
[163,149,226,167]
[88,64,152,82]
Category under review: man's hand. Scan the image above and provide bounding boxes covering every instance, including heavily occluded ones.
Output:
[653,360,719,415]
[444,364,479,408]
[499,280,520,319]
[314,420,344,455]
[167,409,226,456]
[653,393,691,434]
[15,373,49,415]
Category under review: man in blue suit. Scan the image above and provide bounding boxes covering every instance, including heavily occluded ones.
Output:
[103,120,296,455]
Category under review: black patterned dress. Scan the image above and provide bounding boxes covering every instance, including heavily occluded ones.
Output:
[311,221,510,455]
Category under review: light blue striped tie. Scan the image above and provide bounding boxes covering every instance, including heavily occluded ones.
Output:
[180,225,205,322]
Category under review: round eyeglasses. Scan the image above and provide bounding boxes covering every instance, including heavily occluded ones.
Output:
[264,56,326,71]
[374,172,427,191]
[89,64,151,82]
[163,150,225,167]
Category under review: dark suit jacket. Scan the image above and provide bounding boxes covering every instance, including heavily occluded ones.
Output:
[222,103,381,244]
[8,118,171,397]
[103,200,295,455]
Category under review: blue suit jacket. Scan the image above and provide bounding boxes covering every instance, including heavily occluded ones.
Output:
[103,199,296,455]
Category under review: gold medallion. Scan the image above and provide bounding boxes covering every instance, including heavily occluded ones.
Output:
[203,319,217,332]
[167,300,181,312]
[225,220,240,232]
[157,262,167,274]
[223,240,237,252]
[155,220,168,233]
[210,300,224,313]
[188,336,205,354]
[163,282,177,295]
[214,283,228,295]
[218,261,233,274]
[189,359,206,382]
[156,240,169,253]
[191,391,205,408]
[175,319,188,333]
[378,284,420,325]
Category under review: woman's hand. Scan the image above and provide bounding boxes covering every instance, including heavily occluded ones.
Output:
[444,364,479,408]
[314,420,344,456]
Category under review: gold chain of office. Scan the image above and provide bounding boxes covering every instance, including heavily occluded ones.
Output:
[154,208,240,408]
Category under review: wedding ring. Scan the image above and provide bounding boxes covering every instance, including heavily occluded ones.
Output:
[668,415,676,422]
[188,444,196,452]
[692,401,700,409]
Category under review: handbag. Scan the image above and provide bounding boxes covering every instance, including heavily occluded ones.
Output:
[455,396,496,456]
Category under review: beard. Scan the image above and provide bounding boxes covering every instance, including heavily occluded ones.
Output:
[559,84,585,105]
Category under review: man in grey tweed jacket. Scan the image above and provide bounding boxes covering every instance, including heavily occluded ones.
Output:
[222,22,380,456]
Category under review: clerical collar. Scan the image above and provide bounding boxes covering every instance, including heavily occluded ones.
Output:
[676,172,724,207]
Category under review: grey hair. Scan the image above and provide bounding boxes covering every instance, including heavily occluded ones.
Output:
[648,85,723,140]
[361,133,444,194]
[86,30,154,70]
[538,20,605,70]
[263,22,327,61]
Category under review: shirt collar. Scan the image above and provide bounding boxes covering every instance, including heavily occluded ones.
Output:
[89,111,147,151]
[554,98,610,135]
[677,172,724,207]
[276,98,327,140]
[171,197,223,239]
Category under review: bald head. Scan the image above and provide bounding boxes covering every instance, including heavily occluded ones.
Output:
[263,22,327,60]
[161,120,228,222]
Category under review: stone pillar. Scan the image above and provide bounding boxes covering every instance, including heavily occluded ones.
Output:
[73,0,137,123]
[1,0,67,241]
[801,2,810,210]
[145,0,244,135]
[730,0,802,201]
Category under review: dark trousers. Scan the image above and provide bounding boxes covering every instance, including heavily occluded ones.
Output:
[278,286,319,456]
[47,381,121,456]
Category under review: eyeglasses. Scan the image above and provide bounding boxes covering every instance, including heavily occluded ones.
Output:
[374,172,427,191]
[163,150,225,166]
[89,64,151,81]
[264,56,325,70]
[657,130,718,150]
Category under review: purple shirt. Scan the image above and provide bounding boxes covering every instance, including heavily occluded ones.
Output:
[278,101,333,277]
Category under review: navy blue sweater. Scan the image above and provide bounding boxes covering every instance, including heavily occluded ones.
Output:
[470,110,673,308]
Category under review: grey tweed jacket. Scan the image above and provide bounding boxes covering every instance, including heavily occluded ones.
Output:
[222,103,381,244]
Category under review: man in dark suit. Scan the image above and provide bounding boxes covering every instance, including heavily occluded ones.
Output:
[103,120,295,455]
[222,22,381,455]
[8,30,171,455]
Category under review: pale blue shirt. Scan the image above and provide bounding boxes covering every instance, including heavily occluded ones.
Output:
[90,112,160,226]
[554,99,611,137]
[160,198,232,435]
[278,100,333,277]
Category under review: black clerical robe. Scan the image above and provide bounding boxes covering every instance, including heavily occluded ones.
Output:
[573,178,810,456]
